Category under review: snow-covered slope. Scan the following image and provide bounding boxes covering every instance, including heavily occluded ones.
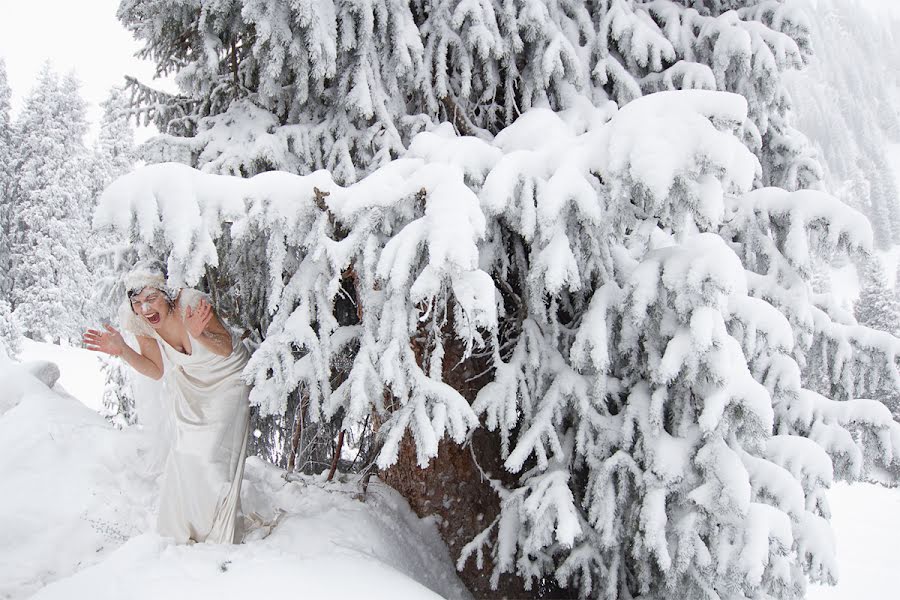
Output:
[17,338,106,410]
[0,355,470,600]
[808,483,900,599]
[5,341,899,599]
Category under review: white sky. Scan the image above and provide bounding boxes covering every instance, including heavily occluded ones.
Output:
[0,0,173,141]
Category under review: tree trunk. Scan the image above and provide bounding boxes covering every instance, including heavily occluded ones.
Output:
[327,429,345,481]
[380,308,555,598]
[286,395,304,473]
[382,429,538,598]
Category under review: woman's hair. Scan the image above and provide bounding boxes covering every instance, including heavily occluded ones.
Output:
[118,260,180,336]
[124,260,177,309]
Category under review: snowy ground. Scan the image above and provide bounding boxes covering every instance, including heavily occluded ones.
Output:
[0,345,470,600]
[3,342,900,599]
[808,483,900,599]
[17,338,106,411]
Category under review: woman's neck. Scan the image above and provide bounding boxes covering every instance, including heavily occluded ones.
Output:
[157,311,188,341]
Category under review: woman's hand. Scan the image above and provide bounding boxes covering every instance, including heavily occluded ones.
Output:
[83,324,127,356]
[184,298,213,338]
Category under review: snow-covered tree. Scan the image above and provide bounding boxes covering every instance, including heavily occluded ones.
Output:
[851,256,900,419]
[91,87,137,196]
[0,299,21,359]
[100,355,136,428]
[0,58,13,300]
[786,0,900,249]
[855,256,900,336]
[105,1,900,597]
[88,87,140,423]
[119,0,820,190]
[88,86,139,314]
[98,91,900,598]
[7,65,94,342]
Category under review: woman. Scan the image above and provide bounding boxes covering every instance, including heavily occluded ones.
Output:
[83,261,250,544]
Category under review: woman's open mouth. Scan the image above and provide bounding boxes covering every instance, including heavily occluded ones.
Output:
[145,312,161,325]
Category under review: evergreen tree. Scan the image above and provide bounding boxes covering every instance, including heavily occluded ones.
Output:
[8,65,93,342]
[786,0,900,249]
[0,58,13,301]
[90,86,139,425]
[119,0,820,189]
[0,299,21,359]
[99,96,900,598]
[99,354,136,427]
[91,87,137,198]
[855,256,900,335]
[105,1,900,597]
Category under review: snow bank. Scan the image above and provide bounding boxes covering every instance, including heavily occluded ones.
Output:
[0,357,470,599]
[808,483,900,599]
[17,339,106,411]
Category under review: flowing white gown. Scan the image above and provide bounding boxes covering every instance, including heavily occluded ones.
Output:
[152,328,251,544]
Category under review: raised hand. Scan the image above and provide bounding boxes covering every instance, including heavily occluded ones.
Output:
[83,324,127,356]
[184,298,213,338]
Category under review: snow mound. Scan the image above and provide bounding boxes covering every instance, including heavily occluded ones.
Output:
[0,357,470,600]
[808,482,900,599]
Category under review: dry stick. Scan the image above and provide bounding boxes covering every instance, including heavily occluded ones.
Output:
[286,391,307,473]
[286,407,301,473]
[347,414,370,472]
[326,430,346,482]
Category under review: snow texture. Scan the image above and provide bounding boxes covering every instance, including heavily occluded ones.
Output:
[0,353,470,600]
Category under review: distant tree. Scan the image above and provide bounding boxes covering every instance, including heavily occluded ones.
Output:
[89,86,140,424]
[119,0,822,190]
[786,0,900,249]
[99,354,136,427]
[0,59,13,301]
[7,65,93,342]
[91,87,136,197]
[0,299,21,359]
[855,256,900,335]
[850,256,900,419]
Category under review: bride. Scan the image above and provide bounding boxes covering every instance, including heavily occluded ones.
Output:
[83,261,250,544]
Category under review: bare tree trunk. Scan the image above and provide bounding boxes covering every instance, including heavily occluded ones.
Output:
[327,430,345,481]
[380,304,551,598]
[286,391,306,473]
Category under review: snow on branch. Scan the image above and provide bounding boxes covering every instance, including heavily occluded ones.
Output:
[95,86,900,599]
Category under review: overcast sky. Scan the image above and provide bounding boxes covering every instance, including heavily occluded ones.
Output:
[0,0,169,140]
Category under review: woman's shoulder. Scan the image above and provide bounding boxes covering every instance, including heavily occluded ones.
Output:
[174,288,211,316]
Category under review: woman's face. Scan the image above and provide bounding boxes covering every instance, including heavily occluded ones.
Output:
[129,288,170,328]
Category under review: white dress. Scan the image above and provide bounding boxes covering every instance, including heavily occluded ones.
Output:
[152,327,251,544]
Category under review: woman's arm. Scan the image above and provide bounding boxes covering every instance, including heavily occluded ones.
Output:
[83,326,165,380]
[184,298,234,357]
[126,335,165,380]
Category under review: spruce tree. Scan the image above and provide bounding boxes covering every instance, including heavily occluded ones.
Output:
[0,299,21,359]
[855,256,900,336]
[105,1,900,597]
[8,65,93,342]
[91,87,137,197]
[851,256,900,420]
[786,0,900,249]
[90,86,139,425]
[0,58,13,302]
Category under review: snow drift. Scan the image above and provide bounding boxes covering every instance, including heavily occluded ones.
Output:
[0,354,470,600]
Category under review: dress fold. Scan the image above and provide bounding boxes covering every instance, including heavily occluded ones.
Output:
[154,329,250,544]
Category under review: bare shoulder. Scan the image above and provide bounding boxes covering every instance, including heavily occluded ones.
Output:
[136,334,159,351]
[136,334,163,361]
[175,288,209,312]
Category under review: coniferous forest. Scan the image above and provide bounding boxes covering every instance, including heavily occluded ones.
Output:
[2,1,900,598]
